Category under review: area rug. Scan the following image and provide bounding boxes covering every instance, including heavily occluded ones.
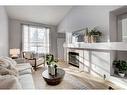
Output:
[32,67,88,89]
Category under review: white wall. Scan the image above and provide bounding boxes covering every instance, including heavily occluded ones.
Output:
[0,6,8,56]
[58,6,120,42]
[58,6,121,79]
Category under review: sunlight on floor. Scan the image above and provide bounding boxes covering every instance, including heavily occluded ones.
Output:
[32,61,121,89]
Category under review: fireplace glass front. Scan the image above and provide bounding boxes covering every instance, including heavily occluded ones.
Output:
[68,52,79,67]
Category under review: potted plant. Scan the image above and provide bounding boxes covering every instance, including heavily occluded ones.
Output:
[89,28,102,43]
[84,27,91,43]
[46,54,58,75]
[113,60,127,77]
[84,27,102,43]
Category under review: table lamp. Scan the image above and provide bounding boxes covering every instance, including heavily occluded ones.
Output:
[10,48,20,59]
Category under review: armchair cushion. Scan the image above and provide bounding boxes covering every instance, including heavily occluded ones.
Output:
[16,63,32,75]
[37,57,45,66]
[26,57,44,66]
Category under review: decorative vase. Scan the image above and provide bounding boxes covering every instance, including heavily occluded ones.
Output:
[119,73,125,77]
[84,35,91,43]
[48,65,55,76]
[48,65,52,75]
[90,35,97,43]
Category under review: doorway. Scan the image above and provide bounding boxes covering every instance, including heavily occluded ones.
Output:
[57,38,65,61]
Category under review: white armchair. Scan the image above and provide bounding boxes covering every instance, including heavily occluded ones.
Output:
[22,52,45,71]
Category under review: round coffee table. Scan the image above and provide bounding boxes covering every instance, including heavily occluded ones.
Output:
[42,68,65,85]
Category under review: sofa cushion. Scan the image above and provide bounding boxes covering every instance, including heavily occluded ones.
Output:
[19,68,32,75]
[14,58,27,64]
[16,63,32,71]
[16,63,32,75]
[19,74,35,89]
[0,75,22,89]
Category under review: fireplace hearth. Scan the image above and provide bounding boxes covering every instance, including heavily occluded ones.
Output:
[68,52,79,67]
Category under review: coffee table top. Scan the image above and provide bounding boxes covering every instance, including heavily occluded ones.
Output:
[42,68,65,80]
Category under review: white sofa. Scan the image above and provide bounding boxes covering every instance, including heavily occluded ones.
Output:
[0,57,35,89]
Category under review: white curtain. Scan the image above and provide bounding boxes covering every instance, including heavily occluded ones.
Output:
[22,24,49,54]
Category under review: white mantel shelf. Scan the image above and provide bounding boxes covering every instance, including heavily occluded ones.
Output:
[63,42,127,51]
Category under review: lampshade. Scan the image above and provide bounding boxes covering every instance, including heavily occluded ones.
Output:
[10,49,20,57]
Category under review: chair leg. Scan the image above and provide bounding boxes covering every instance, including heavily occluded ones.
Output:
[34,58,37,71]
[34,66,37,71]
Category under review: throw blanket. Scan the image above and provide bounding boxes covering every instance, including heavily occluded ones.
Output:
[0,66,18,76]
[0,57,21,89]
[0,57,18,76]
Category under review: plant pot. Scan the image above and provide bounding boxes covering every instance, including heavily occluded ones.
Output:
[48,65,55,76]
[84,36,91,43]
[90,35,97,43]
[119,72,125,77]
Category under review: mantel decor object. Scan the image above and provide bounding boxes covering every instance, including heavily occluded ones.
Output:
[84,27,91,43]
[84,27,102,43]
[90,35,99,43]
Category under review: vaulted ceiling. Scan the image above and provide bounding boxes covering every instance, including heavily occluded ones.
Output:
[5,6,72,25]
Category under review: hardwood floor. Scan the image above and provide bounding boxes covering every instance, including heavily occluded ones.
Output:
[32,61,121,89]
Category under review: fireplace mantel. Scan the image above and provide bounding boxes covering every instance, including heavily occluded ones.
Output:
[64,42,127,51]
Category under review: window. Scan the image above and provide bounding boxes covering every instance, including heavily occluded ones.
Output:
[22,24,49,54]
[117,13,127,42]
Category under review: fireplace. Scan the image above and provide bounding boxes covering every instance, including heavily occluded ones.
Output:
[68,52,79,67]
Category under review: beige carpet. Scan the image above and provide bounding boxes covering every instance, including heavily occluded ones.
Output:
[32,67,88,89]
[32,62,120,89]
